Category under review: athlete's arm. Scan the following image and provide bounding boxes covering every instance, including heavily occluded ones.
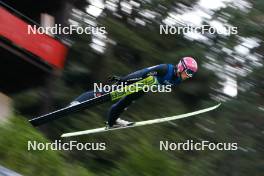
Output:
[120,64,168,81]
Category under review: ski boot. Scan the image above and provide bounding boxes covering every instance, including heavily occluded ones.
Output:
[105,118,134,129]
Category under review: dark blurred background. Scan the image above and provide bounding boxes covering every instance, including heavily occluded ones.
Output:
[0,0,263,175]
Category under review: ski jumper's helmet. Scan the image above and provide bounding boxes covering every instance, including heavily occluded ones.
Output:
[177,57,198,77]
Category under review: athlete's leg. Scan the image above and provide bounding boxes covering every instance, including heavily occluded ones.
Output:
[107,91,144,127]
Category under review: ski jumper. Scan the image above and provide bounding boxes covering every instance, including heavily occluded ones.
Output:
[72,64,182,126]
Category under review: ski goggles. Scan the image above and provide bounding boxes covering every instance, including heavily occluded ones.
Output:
[184,69,194,78]
[180,59,194,78]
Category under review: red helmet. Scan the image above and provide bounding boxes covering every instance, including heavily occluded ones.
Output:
[177,57,198,77]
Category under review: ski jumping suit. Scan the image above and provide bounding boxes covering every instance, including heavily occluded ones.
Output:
[72,64,182,126]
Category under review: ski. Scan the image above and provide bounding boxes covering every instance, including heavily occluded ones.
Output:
[29,76,158,126]
[61,103,221,137]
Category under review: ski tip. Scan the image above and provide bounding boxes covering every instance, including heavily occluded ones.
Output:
[210,103,221,110]
[61,133,71,138]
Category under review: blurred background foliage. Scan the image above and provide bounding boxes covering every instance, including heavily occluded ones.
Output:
[2,0,264,175]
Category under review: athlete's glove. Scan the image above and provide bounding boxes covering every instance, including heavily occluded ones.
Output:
[147,71,158,77]
[107,75,121,83]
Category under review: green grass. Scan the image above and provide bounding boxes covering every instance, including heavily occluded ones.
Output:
[0,115,94,176]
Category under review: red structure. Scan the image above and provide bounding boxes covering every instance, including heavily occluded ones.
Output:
[0,6,68,94]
